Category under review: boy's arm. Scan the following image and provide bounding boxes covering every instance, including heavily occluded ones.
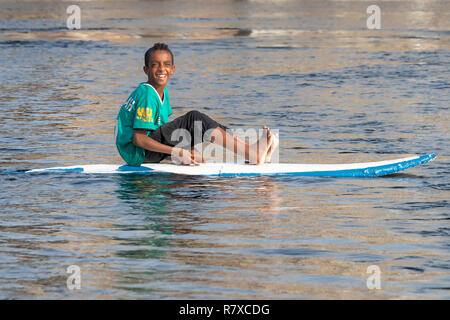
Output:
[133,129,173,155]
[133,129,199,165]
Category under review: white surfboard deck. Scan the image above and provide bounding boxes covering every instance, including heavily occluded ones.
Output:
[26,153,436,177]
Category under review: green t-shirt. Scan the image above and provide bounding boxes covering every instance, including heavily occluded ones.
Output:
[115,83,172,166]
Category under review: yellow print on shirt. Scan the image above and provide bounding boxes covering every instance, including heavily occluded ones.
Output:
[136,107,153,122]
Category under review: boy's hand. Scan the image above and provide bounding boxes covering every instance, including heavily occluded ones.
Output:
[191,148,206,163]
[171,147,200,166]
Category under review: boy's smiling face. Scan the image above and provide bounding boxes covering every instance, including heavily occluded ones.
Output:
[143,49,175,90]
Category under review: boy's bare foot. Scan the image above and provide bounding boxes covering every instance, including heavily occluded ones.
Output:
[248,126,273,165]
[265,132,279,163]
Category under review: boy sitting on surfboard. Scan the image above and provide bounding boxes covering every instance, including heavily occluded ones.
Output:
[115,43,278,166]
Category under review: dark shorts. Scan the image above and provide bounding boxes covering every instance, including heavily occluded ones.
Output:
[144,110,228,163]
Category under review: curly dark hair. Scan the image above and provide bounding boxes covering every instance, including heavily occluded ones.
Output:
[144,43,174,66]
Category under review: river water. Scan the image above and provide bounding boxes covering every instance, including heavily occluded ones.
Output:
[0,0,448,299]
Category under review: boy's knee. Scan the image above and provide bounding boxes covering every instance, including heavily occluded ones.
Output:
[186,110,203,119]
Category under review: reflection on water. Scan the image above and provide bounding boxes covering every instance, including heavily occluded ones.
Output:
[0,0,449,299]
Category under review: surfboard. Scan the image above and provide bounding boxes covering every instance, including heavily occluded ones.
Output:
[26,153,436,177]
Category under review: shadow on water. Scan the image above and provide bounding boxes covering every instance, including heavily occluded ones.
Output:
[380,172,427,179]
[112,175,176,259]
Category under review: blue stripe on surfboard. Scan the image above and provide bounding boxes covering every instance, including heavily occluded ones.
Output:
[117,165,154,172]
[36,165,154,173]
[219,153,436,177]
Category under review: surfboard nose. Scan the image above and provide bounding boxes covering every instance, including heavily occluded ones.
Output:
[423,153,437,162]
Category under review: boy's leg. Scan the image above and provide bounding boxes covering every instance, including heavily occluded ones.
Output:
[144,110,274,165]
[209,126,274,165]
[157,110,228,147]
[144,110,228,163]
